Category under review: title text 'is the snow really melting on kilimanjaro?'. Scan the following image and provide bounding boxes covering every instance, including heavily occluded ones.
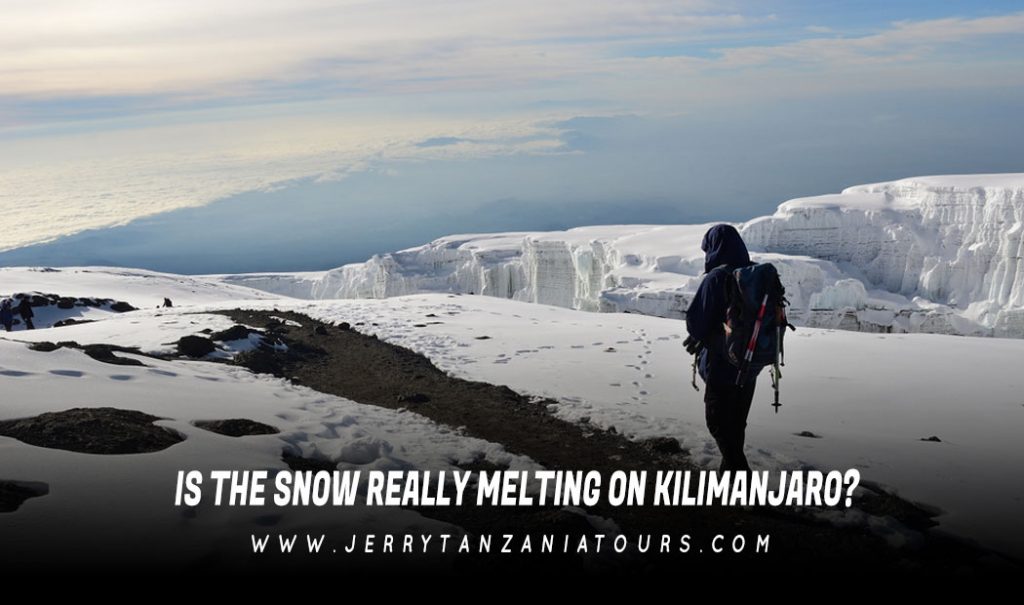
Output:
[174,469,863,508]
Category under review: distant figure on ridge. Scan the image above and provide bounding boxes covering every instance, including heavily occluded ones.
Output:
[163,297,173,308]
[17,297,34,330]
[0,299,14,332]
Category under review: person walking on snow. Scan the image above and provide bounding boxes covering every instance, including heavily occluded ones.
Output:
[17,297,35,330]
[0,299,14,332]
[685,224,763,472]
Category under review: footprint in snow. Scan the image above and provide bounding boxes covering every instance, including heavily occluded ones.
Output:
[148,369,177,377]
[108,375,134,381]
[50,370,85,377]
[0,370,34,377]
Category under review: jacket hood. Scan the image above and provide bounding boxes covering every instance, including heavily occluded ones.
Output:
[701,223,750,273]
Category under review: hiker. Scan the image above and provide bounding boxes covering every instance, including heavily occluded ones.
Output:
[0,299,13,332]
[163,297,173,308]
[17,297,34,330]
[684,224,762,472]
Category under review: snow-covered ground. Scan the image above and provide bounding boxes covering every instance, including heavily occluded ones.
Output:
[0,337,542,567]
[217,174,1024,338]
[0,274,538,569]
[0,266,279,309]
[281,295,1024,559]
[4,285,1022,559]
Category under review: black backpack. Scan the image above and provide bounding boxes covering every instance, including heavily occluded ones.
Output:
[714,262,791,385]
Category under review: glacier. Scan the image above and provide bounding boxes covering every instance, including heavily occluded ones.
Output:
[219,174,1024,337]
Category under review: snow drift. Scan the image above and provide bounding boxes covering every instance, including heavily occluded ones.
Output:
[217,174,1024,337]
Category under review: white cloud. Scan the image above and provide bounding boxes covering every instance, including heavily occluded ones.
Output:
[2,3,1021,114]
[717,12,1024,67]
[0,0,744,97]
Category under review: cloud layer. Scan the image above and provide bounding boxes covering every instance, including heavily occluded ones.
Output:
[3,2,1020,109]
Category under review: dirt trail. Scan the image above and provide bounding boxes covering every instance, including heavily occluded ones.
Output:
[221,309,1012,576]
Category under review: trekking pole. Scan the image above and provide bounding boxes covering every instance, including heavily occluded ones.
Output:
[772,324,782,414]
[691,354,699,391]
[736,293,769,386]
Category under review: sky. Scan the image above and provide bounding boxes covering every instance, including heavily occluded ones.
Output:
[1,1,1023,272]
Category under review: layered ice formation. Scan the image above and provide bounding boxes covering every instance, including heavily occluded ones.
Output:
[219,174,1024,337]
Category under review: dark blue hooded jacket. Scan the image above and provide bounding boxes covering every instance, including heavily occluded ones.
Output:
[685,224,759,386]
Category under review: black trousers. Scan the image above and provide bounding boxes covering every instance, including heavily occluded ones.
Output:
[703,378,757,472]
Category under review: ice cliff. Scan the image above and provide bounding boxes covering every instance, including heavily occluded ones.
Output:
[221,174,1024,337]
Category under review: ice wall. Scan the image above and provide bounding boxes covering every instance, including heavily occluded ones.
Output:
[220,174,1024,337]
[742,175,1024,336]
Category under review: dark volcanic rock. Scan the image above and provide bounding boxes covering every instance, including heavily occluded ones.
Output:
[397,392,431,404]
[177,335,216,358]
[920,435,942,442]
[0,480,49,513]
[338,322,351,331]
[644,436,683,454]
[81,344,147,367]
[210,325,253,341]
[193,418,279,437]
[28,341,150,366]
[56,297,76,309]
[53,318,96,328]
[0,407,184,454]
[314,325,328,336]
[795,431,823,439]
[234,349,285,376]
[109,301,137,313]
